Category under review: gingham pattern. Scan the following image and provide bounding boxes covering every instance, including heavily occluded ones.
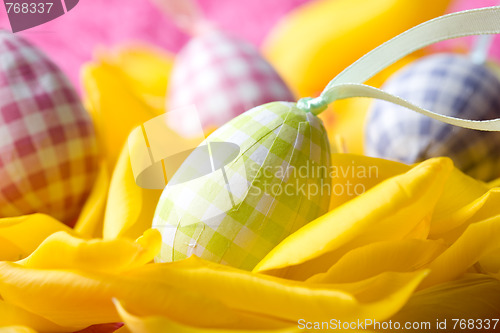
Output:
[153,102,331,270]
[365,54,500,181]
[167,30,295,131]
[0,31,99,224]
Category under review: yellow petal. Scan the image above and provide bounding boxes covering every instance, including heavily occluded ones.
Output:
[81,61,161,169]
[0,257,427,328]
[0,238,23,263]
[0,327,38,333]
[488,177,500,188]
[98,44,173,113]
[111,326,131,333]
[103,143,162,240]
[392,274,500,323]
[0,299,68,332]
[114,299,299,333]
[430,167,489,229]
[0,214,74,261]
[308,239,445,284]
[17,229,161,273]
[328,153,410,210]
[430,188,500,241]
[254,157,453,280]
[126,257,429,323]
[0,261,236,329]
[327,155,489,220]
[422,215,500,289]
[478,248,500,278]
[74,162,110,238]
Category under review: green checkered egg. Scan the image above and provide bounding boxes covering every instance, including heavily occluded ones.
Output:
[153,101,331,270]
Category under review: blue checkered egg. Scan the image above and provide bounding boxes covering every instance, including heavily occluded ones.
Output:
[167,30,295,133]
[153,102,331,270]
[365,53,500,181]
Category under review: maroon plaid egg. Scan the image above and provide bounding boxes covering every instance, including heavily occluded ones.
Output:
[167,30,295,132]
[0,31,99,224]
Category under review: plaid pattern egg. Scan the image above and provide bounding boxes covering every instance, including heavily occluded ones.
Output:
[0,31,99,224]
[153,102,331,270]
[167,30,295,131]
[365,54,500,181]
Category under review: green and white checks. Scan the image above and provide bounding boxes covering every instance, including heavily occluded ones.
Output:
[153,102,331,270]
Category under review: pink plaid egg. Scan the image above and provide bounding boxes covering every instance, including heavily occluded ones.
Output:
[167,30,295,131]
[0,31,99,224]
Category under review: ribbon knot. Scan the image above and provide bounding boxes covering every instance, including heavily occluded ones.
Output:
[297,96,328,115]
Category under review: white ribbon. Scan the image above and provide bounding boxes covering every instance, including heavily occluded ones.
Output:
[299,6,500,131]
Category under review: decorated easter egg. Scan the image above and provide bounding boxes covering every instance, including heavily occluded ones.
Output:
[153,102,331,270]
[167,30,295,132]
[0,31,99,224]
[365,53,500,181]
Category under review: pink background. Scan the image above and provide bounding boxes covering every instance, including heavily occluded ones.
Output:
[0,0,311,88]
[0,0,498,90]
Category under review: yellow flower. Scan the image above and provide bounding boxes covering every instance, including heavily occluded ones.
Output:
[80,44,177,241]
[1,153,500,332]
[102,142,163,240]
[0,214,75,262]
[81,44,173,170]
[254,157,454,279]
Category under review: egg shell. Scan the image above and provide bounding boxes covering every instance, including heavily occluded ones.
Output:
[0,31,99,224]
[365,53,500,181]
[153,102,331,270]
[167,30,295,132]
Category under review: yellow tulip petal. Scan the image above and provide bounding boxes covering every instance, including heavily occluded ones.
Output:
[111,326,131,333]
[488,176,500,188]
[0,214,74,261]
[422,215,500,289]
[328,153,410,210]
[17,229,161,273]
[0,262,237,329]
[263,0,450,97]
[74,323,124,333]
[430,188,500,241]
[308,239,445,284]
[0,239,23,262]
[430,167,489,228]
[82,61,161,169]
[99,44,173,113]
[478,248,500,277]
[126,257,429,323]
[103,143,162,240]
[74,162,110,238]
[0,299,68,332]
[0,327,37,333]
[392,274,500,324]
[0,257,428,329]
[327,155,488,219]
[114,299,299,333]
[254,157,453,280]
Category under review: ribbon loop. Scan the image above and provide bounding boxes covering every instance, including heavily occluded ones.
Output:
[311,6,500,132]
